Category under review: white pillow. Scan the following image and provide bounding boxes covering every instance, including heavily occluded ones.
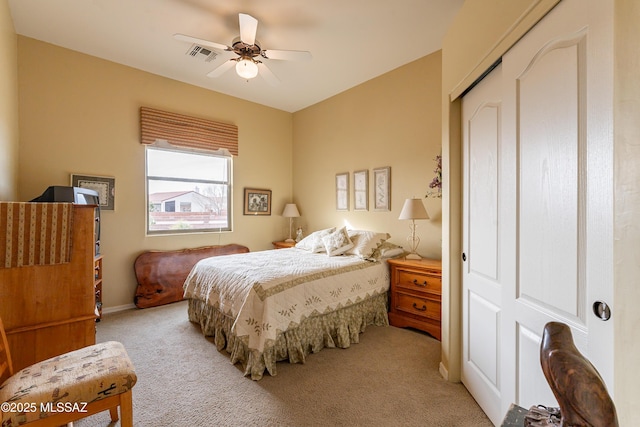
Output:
[369,241,404,261]
[322,227,354,256]
[379,243,405,259]
[295,227,336,253]
[345,229,391,260]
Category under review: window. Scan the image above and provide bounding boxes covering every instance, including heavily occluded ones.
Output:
[146,145,232,235]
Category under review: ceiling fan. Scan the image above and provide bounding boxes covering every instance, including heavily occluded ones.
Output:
[174,13,312,86]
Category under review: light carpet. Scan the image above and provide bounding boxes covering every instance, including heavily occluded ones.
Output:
[75,300,492,427]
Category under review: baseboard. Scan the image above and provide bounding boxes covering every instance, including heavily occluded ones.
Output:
[102,303,136,314]
[439,361,449,380]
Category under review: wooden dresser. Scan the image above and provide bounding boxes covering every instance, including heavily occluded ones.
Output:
[0,204,97,371]
[387,257,442,340]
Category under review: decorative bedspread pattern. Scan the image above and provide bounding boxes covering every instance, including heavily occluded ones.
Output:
[183,248,390,356]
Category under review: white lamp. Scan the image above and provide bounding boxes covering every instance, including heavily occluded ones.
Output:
[236,58,259,79]
[282,203,301,242]
[398,198,430,260]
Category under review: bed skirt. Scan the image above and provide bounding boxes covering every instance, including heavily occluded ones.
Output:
[187,292,389,380]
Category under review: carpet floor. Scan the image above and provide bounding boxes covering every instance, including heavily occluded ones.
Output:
[75,300,492,427]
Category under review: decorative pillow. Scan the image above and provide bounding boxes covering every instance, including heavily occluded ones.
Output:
[377,241,405,259]
[345,229,391,260]
[367,241,404,261]
[322,227,354,256]
[295,227,336,252]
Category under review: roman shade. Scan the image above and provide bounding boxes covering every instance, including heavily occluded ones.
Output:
[140,107,238,155]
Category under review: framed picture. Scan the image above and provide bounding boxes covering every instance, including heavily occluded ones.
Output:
[373,166,391,211]
[71,174,115,210]
[353,169,368,211]
[243,188,272,215]
[336,172,349,211]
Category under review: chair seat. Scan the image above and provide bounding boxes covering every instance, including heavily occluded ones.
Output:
[1,341,137,426]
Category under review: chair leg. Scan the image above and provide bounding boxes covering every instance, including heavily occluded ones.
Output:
[109,406,119,422]
[119,390,134,427]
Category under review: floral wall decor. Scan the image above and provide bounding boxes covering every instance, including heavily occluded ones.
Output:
[425,154,442,199]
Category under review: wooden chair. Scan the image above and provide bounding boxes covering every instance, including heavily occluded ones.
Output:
[540,322,618,427]
[0,317,137,426]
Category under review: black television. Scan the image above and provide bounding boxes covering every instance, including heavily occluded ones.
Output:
[30,186,101,255]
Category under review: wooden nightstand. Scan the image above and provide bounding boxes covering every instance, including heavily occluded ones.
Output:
[272,240,296,249]
[387,257,442,340]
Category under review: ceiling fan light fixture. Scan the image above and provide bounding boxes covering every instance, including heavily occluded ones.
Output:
[236,58,259,79]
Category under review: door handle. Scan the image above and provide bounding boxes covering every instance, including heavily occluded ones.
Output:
[592,301,611,321]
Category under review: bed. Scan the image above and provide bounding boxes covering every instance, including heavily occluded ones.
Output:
[183,227,403,380]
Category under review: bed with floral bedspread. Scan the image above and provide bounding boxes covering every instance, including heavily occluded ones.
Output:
[183,228,402,380]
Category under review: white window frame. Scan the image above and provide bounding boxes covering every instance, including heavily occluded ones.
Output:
[145,144,232,235]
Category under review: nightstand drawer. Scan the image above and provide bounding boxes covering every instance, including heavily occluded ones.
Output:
[394,293,441,321]
[396,270,441,294]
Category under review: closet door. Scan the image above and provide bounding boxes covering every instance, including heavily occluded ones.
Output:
[462,0,614,422]
[501,0,614,410]
[461,64,504,426]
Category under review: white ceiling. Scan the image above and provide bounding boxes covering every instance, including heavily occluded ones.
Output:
[8,0,463,113]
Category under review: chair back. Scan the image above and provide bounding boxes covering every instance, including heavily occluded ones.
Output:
[0,317,14,384]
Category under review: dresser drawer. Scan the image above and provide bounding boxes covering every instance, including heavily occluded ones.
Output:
[394,292,441,321]
[396,270,441,294]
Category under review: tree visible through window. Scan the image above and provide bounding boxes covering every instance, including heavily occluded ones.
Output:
[146,146,232,234]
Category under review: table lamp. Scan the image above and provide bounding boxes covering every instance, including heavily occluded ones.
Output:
[398,198,430,260]
[282,203,300,242]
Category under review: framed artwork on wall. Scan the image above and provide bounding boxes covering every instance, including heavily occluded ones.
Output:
[243,188,272,215]
[71,174,116,210]
[336,172,349,211]
[353,169,368,211]
[373,166,391,211]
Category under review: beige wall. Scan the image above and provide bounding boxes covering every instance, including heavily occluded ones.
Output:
[442,0,639,424]
[292,52,443,258]
[16,36,293,310]
[613,0,640,423]
[0,0,18,200]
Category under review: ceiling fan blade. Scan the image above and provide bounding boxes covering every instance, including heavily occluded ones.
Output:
[173,33,230,52]
[257,62,280,86]
[206,59,236,78]
[239,13,258,46]
[262,49,312,62]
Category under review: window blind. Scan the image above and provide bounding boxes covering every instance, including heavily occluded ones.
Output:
[140,107,238,155]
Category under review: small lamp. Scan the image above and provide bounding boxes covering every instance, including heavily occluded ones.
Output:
[282,203,300,242]
[398,198,430,260]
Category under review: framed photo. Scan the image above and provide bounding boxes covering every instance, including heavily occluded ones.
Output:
[353,169,368,211]
[336,172,349,211]
[71,174,115,210]
[243,188,271,215]
[373,167,391,211]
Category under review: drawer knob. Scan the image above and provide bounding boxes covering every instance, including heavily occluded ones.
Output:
[412,302,427,312]
[412,279,428,287]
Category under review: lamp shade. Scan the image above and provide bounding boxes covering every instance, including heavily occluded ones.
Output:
[282,203,300,218]
[398,198,429,220]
